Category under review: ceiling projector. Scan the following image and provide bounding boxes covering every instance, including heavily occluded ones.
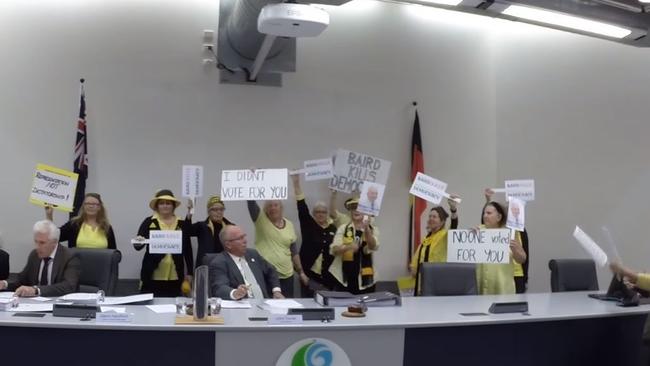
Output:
[258,3,330,38]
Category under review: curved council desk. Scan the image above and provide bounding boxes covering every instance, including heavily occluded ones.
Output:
[0,292,647,366]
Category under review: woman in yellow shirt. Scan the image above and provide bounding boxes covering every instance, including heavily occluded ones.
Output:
[135,189,193,297]
[45,193,117,249]
[476,201,527,295]
[410,195,459,296]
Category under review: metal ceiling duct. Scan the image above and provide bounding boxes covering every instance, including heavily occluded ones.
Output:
[217,0,351,87]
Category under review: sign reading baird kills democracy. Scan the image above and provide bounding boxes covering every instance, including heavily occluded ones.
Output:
[220,169,288,201]
[329,149,392,193]
[447,229,511,264]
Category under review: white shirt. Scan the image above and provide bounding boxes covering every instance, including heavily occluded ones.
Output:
[227,252,280,300]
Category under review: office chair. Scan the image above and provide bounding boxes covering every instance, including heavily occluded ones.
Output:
[70,248,121,296]
[419,262,478,296]
[548,258,599,292]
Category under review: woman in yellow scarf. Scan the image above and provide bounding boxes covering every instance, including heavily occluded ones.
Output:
[410,195,459,296]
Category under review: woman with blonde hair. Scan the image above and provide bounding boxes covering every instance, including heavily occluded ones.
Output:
[45,192,117,249]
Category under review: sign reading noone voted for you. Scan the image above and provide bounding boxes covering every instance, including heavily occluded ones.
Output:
[29,164,79,212]
[329,149,392,193]
[447,229,511,264]
[220,169,288,201]
[149,230,183,254]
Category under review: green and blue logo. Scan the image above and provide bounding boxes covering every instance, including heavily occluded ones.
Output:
[276,338,351,366]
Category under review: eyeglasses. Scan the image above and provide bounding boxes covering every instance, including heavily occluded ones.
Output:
[209,207,225,212]
[313,210,328,214]
[84,203,100,207]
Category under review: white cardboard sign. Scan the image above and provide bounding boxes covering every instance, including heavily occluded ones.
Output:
[149,230,183,254]
[329,149,392,193]
[447,229,511,264]
[303,158,334,181]
[182,165,203,198]
[409,172,448,205]
[505,179,535,202]
[573,226,608,267]
[221,169,288,201]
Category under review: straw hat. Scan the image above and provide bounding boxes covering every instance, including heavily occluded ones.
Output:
[149,189,181,211]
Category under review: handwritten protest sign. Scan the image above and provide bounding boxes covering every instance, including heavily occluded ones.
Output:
[505,179,535,201]
[329,149,392,193]
[29,164,79,212]
[447,229,511,264]
[221,169,288,201]
[182,165,203,198]
[304,158,333,181]
[149,230,183,254]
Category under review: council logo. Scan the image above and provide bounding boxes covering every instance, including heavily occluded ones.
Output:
[276,338,351,366]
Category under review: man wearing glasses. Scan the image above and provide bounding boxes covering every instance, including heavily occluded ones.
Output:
[208,225,284,300]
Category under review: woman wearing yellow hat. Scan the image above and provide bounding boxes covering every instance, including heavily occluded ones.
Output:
[134,189,193,297]
[328,198,380,294]
[187,195,235,268]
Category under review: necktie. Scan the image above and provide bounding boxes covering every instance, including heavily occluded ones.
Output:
[39,257,51,286]
[240,258,265,300]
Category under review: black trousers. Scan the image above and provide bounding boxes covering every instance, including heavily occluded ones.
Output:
[515,276,526,294]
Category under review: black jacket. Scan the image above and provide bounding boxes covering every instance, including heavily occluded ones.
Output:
[59,221,117,249]
[136,216,194,284]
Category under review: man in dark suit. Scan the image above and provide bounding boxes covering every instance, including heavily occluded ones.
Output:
[208,225,284,300]
[0,220,80,297]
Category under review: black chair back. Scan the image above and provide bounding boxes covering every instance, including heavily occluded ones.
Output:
[548,258,599,292]
[70,248,121,296]
[420,262,477,296]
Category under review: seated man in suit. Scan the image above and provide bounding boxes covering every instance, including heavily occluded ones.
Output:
[209,225,284,300]
[0,220,81,297]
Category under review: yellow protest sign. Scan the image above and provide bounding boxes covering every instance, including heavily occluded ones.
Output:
[29,163,79,213]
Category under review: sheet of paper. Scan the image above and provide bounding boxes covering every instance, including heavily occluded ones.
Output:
[0,292,15,299]
[9,303,53,312]
[60,293,99,301]
[573,226,608,267]
[264,299,304,308]
[146,304,177,314]
[31,296,52,302]
[100,306,126,313]
[220,300,252,309]
[102,293,154,305]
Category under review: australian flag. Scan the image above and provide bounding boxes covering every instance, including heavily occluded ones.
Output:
[71,79,88,218]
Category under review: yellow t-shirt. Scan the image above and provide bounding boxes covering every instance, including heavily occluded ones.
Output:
[151,215,179,281]
[254,213,297,279]
[76,223,109,249]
